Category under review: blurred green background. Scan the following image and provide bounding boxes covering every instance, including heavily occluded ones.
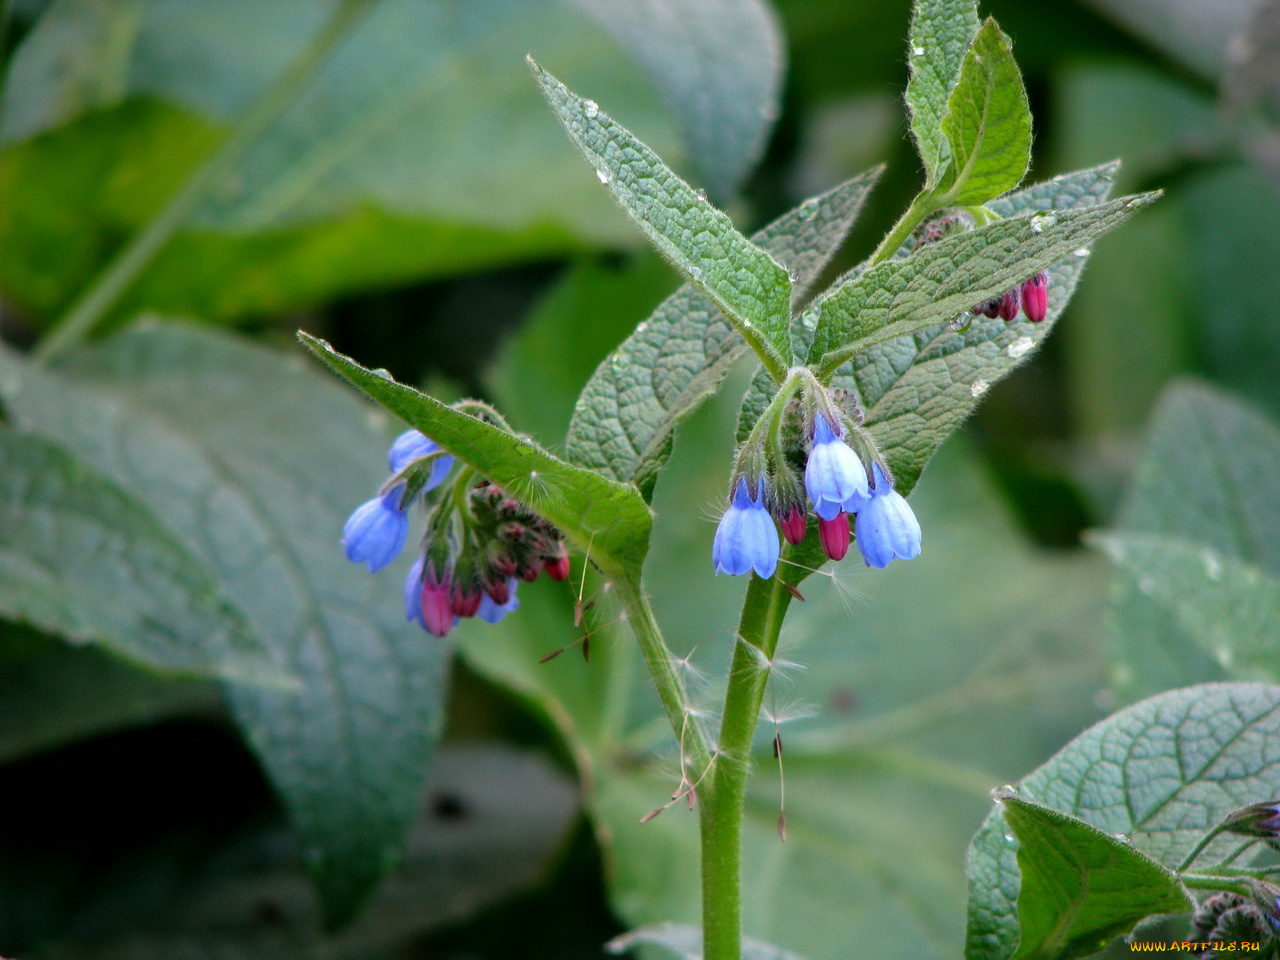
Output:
[1,0,1277,957]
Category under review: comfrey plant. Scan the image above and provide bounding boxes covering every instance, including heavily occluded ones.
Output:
[294,2,1280,958]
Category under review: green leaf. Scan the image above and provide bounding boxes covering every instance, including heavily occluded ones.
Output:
[0,625,217,766]
[1,0,689,324]
[905,0,980,182]
[807,190,1159,377]
[43,746,578,960]
[1001,797,1191,960]
[565,170,881,498]
[738,163,1120,493]
[1100,383,1280,701]
[0,324,450,927]
[607,923,814,960]
[565,0,784,201]
[934,18,1031,205]
[1092,532,1280,681]
[0,429,283,686]
[531,60,793,377]
[966,683,1280,960]
[299,332,653,579]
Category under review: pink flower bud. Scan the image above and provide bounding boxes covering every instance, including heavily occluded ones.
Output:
[484,576,511,605]
[420,569,455,638]
[998,286,1021,321]
[779,505,808,545]
[818,512,850,561]
[451,584,482,618]
[518,564,542,583]
[544,552,571,581]
[1021,272,1048,322]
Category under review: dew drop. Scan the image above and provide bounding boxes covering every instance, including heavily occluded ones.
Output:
[595,168,611,185]
[1004,832,1017,844]
[912,44,925,55]
[1030,213,1056,234]
[948,312,973,332]
[1006,336,1035,359]
[695,188,708,201]
[1203,549,1223,581]
[583,99,599,119]
[1074,247,1090,258]
[800,198,820,221]
[991,784,1018,802]
[971,379,991,398]
[788,268,800,283]
[372,367,394,381]
[689,265,704,281]
[1113,833,1131,845]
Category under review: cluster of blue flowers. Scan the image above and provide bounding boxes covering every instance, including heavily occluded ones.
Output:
[343,428,570,639]
[712,411,921,579]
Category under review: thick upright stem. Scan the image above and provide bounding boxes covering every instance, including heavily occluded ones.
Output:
[33,0,377,363]
[701,571,794,960]
[867,190,937,267]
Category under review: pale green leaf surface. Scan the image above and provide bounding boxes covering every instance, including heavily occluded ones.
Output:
[531,61,793,373]
[300,332,653,577]
[565,170,881,497]
[1002,797,1190,960]
[0,429,279,685]
[1102,383,1280,702]
[739,163,1120,494]
[935,18,1031,205]
[608,923,813,960]
[0,324,449,926]
[41,746,577,960]
[807,190,1158,374]
[905,0,980,181]
[565,0,784,201]
[1093,532,1280,681]
[966,683,1280,959]
[0,0,685,323]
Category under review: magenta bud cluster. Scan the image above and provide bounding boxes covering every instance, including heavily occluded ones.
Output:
[973,271,1050,324]
[342,427,570,640]
[712,413,922,579]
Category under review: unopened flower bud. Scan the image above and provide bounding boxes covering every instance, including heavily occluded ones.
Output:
[778,505,808,546]
[544,551,571,581]
[1021,271,1048,322]
[484,575,511,605]
[499,521,527,543]
[518,563,542,583]
[418,563,455,638]
[973,296,1002,319]
[451,584,482,618]
[1223,801,1280,838]
[818,512,850,561]
[998,286,1021,321]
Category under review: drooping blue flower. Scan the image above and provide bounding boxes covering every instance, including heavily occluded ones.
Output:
[343,490,409,572]
[477,579,520,623]
[404,556,426,628]
[389,429,454,490]
[804,416,870,520]
[712,477,780,578]
[855,465,921,569]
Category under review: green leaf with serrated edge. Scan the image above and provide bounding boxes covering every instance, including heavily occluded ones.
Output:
[934,19,1031,205]
[0,429,284,687]
[607,923,815,960]
[565,0,784,202]
[1102,383,1280,702]
[567,169,882,499]
[807,190,1159,377]
[966,683,1280,960]
[0,325,449,928]
[299,332,652,578]
[739,163,1119,494]
[1092,532,1280,681]
[905,0,980,182]
[531,60,793,377]
[1001,797,1191,960]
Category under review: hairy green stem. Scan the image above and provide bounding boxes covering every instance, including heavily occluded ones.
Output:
[1177,824,1228,873]
[867,189,937,267]
[701,571,795,960]
[613,575,711,774]
[1181,873,1255,897]
[33,0,378,364]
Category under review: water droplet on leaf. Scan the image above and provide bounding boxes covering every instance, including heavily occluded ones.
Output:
[912,44,924,55]
[1113,833,1131,844]
[1030,213,1056,234]
[1006,336,1035,359]
[583,99,599,119]
[1074,248,1090,258]
[695,188,708,201]
[788,268,800,283]
[991,784,1018,802]
[595,168,611,185]
[971,379,991,398]
[1203,549,1223,581]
